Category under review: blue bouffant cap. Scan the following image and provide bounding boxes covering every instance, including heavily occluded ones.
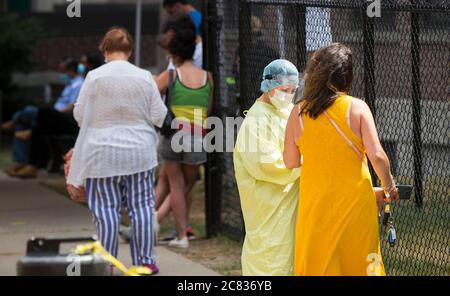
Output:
[260,59,299,93]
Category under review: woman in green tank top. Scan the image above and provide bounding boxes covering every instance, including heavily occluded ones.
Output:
[155,23,214,249]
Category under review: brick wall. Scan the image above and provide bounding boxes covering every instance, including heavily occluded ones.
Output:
[31,34,158,71]
[25,3,161,71]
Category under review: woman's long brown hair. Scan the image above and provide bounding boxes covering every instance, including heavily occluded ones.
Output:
[300,43,353,119]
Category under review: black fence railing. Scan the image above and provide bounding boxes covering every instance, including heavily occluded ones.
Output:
[203,0,449,275]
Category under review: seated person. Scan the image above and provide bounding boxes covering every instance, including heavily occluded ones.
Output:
[80,52,105,77]
[2,58,84,177]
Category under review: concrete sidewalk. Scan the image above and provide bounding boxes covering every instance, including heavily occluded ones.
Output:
[0,172,219,276]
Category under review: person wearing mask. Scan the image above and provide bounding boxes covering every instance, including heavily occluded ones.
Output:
[233,59,301,275]
[2,58,84,177]
[283,43,399,276]
[155,26,213,249]
[79,52,105,77]
[67,27,167,274]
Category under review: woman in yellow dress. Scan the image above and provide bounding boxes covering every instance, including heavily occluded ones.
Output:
[283,43,399,276]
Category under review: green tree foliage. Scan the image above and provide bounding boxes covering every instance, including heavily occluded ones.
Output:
[0,14,45,92]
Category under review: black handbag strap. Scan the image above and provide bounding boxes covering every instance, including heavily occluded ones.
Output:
[166,69,176,108]
[158,69,177,138]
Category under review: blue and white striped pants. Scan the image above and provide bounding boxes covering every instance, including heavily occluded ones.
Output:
[85,170,156,266]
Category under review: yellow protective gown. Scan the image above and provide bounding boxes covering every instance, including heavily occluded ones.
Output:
[234,101,300,276]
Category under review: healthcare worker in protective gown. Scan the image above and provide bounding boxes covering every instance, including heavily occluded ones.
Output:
[234,59,301,275]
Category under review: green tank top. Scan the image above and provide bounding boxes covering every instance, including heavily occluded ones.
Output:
[171,70,211,127]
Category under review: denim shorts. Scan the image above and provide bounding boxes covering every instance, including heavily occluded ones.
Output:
[158,130,207,165]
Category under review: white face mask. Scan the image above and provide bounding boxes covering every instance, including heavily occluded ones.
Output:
[269,90,295,110]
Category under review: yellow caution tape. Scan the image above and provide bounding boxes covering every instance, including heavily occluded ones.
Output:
[74,241,151,276]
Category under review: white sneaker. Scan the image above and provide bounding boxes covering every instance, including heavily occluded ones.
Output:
[168,236,189,249]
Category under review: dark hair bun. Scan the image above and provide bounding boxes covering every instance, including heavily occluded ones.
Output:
[168,23,197,62]
[177,28,196,43]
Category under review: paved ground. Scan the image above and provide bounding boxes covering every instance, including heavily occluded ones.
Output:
[0,171,219,276]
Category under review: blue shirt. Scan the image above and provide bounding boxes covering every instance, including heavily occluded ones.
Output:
[188,10,202,36]
[54,75,84,112]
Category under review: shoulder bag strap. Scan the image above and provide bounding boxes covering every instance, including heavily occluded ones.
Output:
[324,111,367,169]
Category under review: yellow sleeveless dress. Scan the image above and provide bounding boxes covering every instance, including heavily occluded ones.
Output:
[294,95,385,276]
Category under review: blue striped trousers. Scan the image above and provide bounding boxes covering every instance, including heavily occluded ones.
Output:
[85,170,156,266]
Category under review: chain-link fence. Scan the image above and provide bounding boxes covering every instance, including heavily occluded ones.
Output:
[203,0,449,275]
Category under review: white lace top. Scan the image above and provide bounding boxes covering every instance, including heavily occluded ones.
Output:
[67,60,167,187]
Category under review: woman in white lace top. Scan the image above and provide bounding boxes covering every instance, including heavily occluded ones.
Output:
[67,27,167,274]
